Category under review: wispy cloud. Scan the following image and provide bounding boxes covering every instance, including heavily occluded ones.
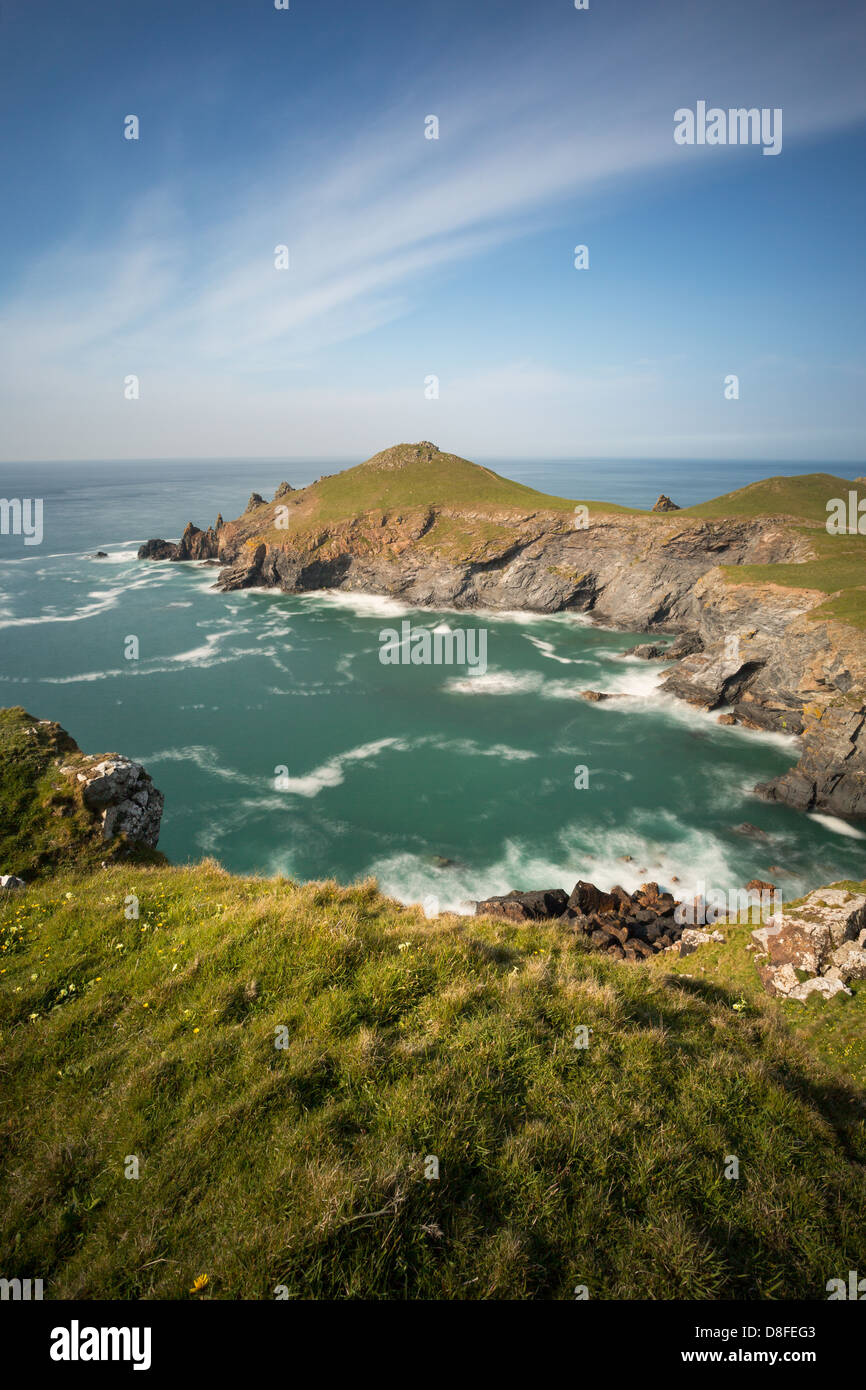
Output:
[2,0,865,458]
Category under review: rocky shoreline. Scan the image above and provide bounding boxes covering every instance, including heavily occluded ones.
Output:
[137,452,866,823]
[474,877,866,1001]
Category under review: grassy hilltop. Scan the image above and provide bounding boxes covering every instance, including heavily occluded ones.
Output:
[233,444,866,628]
[2,712,866,1300]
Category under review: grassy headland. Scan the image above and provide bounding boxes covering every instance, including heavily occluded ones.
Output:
[1,860,865,1300]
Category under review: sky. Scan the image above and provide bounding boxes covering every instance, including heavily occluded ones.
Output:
[0,0,865,464]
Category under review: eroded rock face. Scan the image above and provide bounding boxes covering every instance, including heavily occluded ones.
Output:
[751,888,866,1000]
[757,704,866,818]
[76,757,164,847]
[651,494,680,512]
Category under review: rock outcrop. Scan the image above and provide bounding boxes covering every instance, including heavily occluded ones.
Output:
[651,494,680,512]
[751,888,866,1001]
[475,879,707,961]
[75,757,164,847]
[138,519,221,562]
[0,707,165,881]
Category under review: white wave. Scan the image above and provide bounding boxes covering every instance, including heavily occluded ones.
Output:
[276,736,409,797]
[523,633,584,665]
[167,632,227,664]
[417,736,536,761]
[0,569,170,630]
[38,640,273,684]
[140,745,259,786]
[446,670,544,696]
[807,812,866,841]
[304,589,412,619]
[367,808,770,915]
[598,666,666,697]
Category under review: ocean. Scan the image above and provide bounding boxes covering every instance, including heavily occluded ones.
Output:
[1,456,864,908]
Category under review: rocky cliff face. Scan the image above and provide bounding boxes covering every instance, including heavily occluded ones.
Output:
[137,475,866,823]
[213,509,807,621]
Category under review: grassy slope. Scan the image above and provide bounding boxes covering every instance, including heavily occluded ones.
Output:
[244,444,636,547]
[672,474,866,628]
[680,472,863,522]
[1,861,865,1300]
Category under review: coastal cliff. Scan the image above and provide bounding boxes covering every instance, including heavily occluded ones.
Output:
[137,442,866,821]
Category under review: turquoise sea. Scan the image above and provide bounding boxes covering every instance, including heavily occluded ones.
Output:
[1,457,864,908]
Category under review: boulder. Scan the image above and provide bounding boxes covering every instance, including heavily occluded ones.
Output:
[623,643,667,660]
[475,888,568,922]
[0,874,26,893]
[758,963,851,1002]
[752,888,866,1000]
[568,880,620,916]
[77,757,164,847]
[679,927,725,957]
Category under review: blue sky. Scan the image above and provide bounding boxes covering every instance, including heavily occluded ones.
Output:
[1,0,865,462]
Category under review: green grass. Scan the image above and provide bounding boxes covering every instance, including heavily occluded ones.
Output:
[244,443,636,546]
[719,527,866,629]
[682,472,865,522]
[1,861,865,1300]
[649,888,866,1089]
[0,707,163,879]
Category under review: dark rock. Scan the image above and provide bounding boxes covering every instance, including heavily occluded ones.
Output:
[568,880,619,916]
[138,520,221,563]
[757,704,866,819]
[665,632,703,660]
[623,643,667,660]
[475,888,568,922]
[245,493,265,513]
[138,538,179,560]
[273,482,295,500]
[93,551,108,559]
